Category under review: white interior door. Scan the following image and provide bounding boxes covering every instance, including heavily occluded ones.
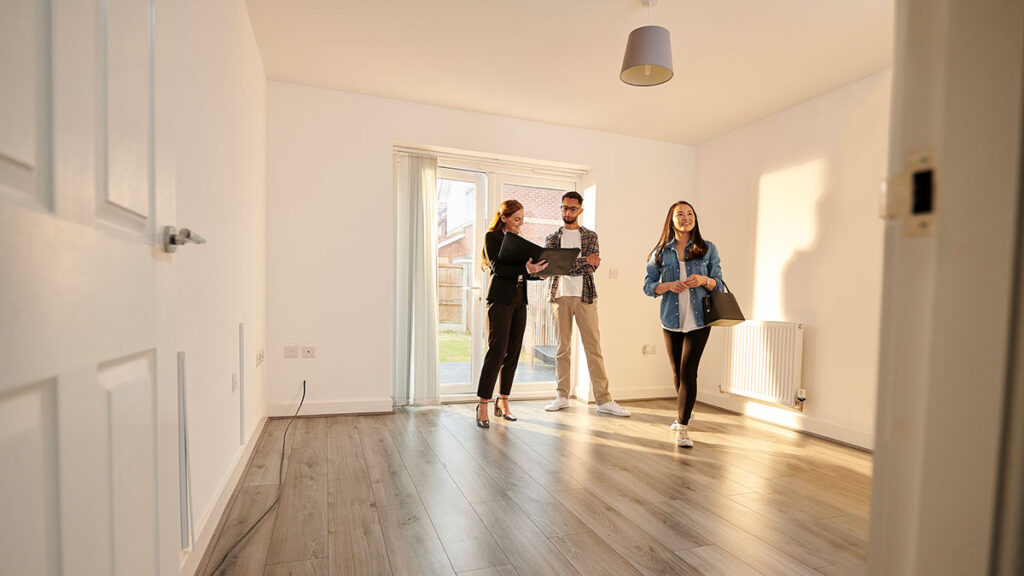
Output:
[0,2,180,575]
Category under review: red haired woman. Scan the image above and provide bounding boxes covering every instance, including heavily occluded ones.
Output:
[475,200,548,428]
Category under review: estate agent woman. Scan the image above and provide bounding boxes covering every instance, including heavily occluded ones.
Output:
[475,200,548,428]
[643,201,724,448]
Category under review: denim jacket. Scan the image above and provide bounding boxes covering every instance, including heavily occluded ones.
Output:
[643,240,724,329]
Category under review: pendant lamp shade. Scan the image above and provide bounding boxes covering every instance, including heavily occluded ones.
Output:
[620,25,673,86]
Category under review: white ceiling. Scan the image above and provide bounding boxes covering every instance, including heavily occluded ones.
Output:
[245,0,893,145]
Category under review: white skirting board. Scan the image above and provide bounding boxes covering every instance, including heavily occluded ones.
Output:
[266,398,394,417]
[612,385,677,402]
[696,390,874,450]
[179,416,267,576]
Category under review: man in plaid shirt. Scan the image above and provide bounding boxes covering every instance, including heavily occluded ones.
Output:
[543,192,630,417]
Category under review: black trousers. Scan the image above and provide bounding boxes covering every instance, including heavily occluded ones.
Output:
[663,327,711,425]
[477,283,527,399]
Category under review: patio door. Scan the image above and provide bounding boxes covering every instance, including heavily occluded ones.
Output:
[489,173,577,395]
[436,168,487,395]
[435,167,580,397]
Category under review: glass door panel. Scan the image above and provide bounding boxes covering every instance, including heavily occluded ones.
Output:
[436,168,486,395]
[496,175,578,388]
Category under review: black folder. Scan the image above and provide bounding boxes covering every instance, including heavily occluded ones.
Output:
[497,232,580,278]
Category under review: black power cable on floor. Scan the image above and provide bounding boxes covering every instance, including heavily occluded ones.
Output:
[204,380,307,576]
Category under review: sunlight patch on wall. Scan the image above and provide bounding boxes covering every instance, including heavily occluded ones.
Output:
[581,184,596,229]
[754,159,827,320]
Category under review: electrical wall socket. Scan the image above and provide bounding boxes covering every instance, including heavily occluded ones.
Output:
[284,345,298,358]
[256,350,265,366]
[302,346,316,359]
[608,268,619,279]
[642,344,657,355]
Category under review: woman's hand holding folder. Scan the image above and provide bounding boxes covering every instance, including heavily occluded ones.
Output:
[526,257,549,275]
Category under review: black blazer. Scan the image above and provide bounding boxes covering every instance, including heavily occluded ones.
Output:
[483,229,539,305]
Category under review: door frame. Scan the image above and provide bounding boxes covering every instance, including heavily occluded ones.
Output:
[868,1,1024,573]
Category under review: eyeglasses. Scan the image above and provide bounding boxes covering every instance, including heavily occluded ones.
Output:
[560,206,581,213]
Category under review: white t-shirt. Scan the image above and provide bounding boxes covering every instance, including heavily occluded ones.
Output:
[557,228,583,298]
[664,289,700,333]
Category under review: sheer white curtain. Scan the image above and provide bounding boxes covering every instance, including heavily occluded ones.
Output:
[394,153,440,406]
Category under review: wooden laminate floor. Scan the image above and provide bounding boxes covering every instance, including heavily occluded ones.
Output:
[196,400,872,576]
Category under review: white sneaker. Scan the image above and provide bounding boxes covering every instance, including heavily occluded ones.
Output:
[596,401,631,417]
[545,397,570,411]
[670,412,694,430]
[675,426,694,448]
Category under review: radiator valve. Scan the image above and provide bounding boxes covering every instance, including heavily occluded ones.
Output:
[795,388,807,411]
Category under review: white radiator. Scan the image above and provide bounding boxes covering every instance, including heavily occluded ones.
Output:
[720,321,804,407]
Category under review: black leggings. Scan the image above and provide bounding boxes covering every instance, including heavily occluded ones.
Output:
[476,284,527,399]
[663,327,711,425]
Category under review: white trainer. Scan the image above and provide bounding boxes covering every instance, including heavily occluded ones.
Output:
[544,397,570,411]
[675,426,694,448]
[596,401,631,417]
[670,412,694,430]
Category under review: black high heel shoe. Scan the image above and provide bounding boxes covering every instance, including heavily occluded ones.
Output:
[476,400,490,428]
[494,396,517,421]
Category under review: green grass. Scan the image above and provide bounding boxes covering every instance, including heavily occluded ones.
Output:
[439,330,471,363]
[439,330,536,364]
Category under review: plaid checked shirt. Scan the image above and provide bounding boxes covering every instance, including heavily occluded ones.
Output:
[545,226,599,303]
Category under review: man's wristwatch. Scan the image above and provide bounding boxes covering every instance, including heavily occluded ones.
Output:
[704,277,712,287]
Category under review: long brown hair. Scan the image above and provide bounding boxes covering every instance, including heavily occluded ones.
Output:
[481,199,524,269]
[647,201,708,266]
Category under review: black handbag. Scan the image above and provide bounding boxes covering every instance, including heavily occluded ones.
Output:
[702,280,745,327]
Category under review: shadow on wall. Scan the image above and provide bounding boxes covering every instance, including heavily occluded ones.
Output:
[753,158,828,405]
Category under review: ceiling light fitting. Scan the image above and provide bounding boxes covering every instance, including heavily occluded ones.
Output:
[620,0,673,87]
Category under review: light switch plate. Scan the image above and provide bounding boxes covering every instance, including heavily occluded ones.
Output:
[642,344,657,355]
[284,345,298,358]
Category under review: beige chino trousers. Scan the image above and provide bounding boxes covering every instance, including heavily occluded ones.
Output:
[551,296,612,405]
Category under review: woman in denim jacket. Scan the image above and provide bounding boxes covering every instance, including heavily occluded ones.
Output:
[643,201,724,448]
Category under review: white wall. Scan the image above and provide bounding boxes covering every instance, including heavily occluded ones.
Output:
[265,81,693,414]
[165,1,267,571]
[692,71,891,448]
